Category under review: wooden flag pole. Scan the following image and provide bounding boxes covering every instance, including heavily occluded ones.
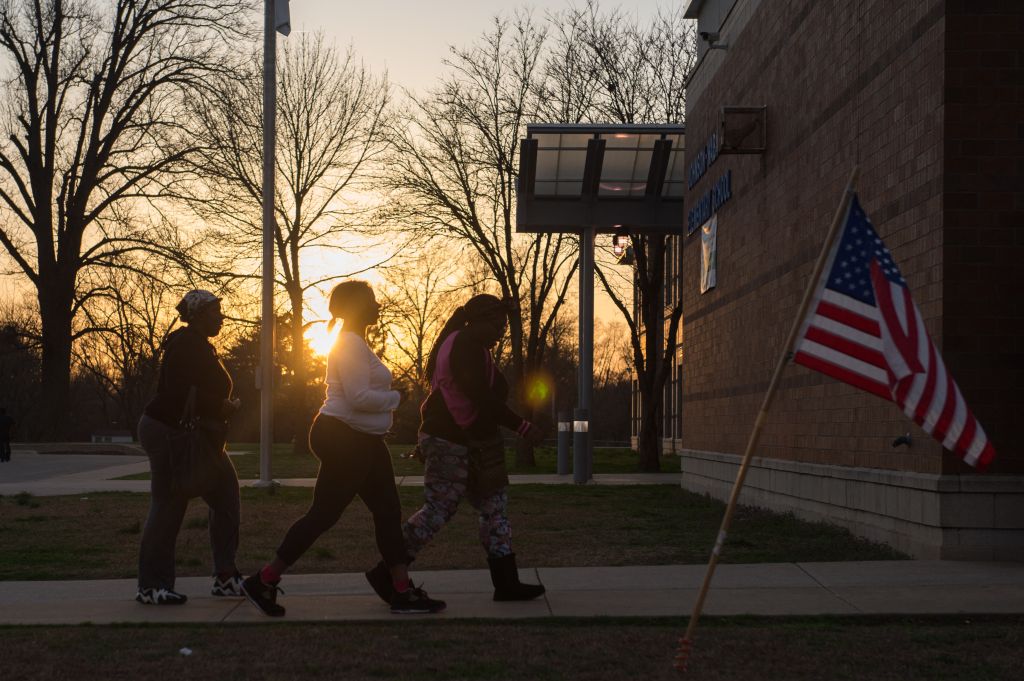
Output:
[675,166,860,673]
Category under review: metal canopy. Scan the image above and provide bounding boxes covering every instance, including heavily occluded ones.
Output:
[516,123,686,234]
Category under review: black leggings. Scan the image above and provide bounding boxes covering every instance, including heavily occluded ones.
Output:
[275,414,407,567]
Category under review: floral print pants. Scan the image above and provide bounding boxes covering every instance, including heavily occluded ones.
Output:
[402,434,513,558]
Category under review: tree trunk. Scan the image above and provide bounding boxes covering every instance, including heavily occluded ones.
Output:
[38,284,75,441]
[637,395,662,472]
[513,402,539,468]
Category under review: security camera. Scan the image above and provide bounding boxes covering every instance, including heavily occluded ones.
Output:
[699,31,720,43]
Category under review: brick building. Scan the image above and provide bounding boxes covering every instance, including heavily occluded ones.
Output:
[671,0,1023,559]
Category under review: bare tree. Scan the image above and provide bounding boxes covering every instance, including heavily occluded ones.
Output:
[384,13,578,465]
[377,248,461,394]
[576,2,696,470]
[185,32,392,449]
[0,0,251,437]
[72,255,178,434]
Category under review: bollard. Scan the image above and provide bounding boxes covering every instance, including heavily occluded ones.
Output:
[557,411,571,475]
[573,407,589,484]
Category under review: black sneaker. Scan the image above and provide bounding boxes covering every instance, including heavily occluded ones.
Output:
[211,572,243,597]
[241,573,286,617]
[135,587,188,605]
[365,561,395,604]
[390,583,446,614]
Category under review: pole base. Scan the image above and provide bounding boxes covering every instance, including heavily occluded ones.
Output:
[252,479,282,494]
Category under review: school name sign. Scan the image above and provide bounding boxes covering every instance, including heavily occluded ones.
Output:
[686,132,733,235]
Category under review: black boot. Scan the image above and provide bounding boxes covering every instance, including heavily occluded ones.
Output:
[488,553,545,602]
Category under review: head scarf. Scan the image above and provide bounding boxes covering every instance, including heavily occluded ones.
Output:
[175,290,220,323]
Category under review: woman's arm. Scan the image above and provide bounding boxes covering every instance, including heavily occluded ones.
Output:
[334,335,401,412]
[449,333,526,432]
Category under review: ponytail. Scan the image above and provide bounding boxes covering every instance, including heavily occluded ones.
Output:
[425,293,509,381]
[425,305,468,381]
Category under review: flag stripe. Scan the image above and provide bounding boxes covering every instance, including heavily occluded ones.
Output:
[793,350,892,399]
[932,369,959,439]
[806,314,883,351]
[816,299,881,336]
[804,325,886,368]
[975,442,996,470]
[821,288,879,320]
[940,386,968,451]
[912,341,940,426]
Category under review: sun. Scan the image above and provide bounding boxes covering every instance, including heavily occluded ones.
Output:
[305,321,338,358]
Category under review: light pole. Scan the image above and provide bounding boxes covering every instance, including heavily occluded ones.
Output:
[258,0,289,489]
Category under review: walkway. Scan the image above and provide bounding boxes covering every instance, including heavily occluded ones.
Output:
[0,447,680,497]
[1,561,1022,625]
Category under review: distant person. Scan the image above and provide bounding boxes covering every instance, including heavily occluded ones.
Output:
[0,407,13,462]
[365,294,546,604]
[241,281,445,617]
[136,290,242,605]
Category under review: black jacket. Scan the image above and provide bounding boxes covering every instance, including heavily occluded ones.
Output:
[419,330,523,445]
[144,327,232,428]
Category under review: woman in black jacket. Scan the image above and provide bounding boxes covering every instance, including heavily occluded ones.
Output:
[135,290,242,605]
[366,294,546,603]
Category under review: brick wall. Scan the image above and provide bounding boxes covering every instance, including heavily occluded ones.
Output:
[682,0,979,475]
[940,1,1024,475]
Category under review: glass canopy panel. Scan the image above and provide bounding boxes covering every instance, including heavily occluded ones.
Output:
[557,133,594,149]
[532,133,561,149]
[535,148,588,183]
[535,150,558,182]
[534,181,557,196]
[556,181,583,196]
[556,149,588,181]
[663,181,685,197]
[598,181,646,196]
[638,133,663,149]
[600,149,652,183]
[602,133,639,149]
[664,149,686,183]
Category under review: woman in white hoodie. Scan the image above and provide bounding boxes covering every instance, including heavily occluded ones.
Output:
[241,281,444,617]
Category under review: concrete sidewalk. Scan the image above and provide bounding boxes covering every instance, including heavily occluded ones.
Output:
[0,561,1022,625]
[0,449,680,497]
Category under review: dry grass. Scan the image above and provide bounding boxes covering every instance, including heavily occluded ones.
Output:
[0,616,1021,680]
[0,485,903,581]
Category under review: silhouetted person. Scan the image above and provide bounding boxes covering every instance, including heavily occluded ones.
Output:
[136,290,242,605]
[240,281,445,617]
[365,294,546,605]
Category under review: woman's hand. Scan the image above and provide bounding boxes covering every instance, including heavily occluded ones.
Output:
[222,397,241,418]
[517,420,545,446]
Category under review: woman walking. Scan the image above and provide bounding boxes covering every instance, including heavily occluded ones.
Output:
[241,281,445,617]
[366,294,546,604]
[136,290,242,605]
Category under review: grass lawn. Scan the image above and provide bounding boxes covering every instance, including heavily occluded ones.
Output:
[0,485,903,581]
[0,616,1020,680]
[114,445,673,480]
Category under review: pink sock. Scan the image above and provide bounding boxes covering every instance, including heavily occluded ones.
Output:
[260,565,282,584]
[393,578,410,593]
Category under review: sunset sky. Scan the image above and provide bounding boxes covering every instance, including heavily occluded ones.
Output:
[290,1,662,353]
[293,1,671,91]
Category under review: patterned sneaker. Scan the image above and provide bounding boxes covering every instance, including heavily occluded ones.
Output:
[211,573,243,597]
[390,583,446,614]
[241,573,286,617]
[135,587,188,605]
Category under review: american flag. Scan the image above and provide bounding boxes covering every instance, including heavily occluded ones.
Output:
[793,194,996,470]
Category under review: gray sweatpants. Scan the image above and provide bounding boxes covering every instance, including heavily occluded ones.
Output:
[136,414,240,590]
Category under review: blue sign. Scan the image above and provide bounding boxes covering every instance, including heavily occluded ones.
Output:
[687,170,732,235]
[687,133,720,190]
